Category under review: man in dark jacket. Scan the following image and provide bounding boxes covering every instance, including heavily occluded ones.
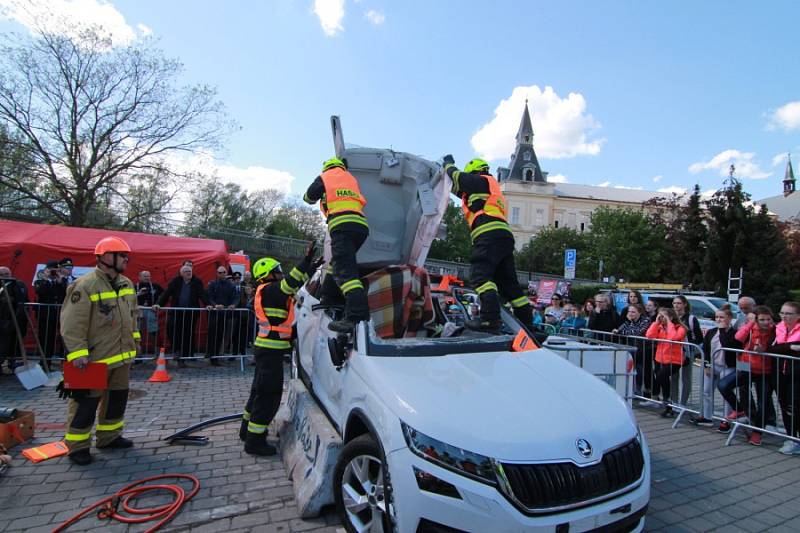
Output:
[0,266,28,373]
[206,267,239,365]
[153,265,210,367]
[135,270,164,354]
[588,293,619,334]
[34,260,67,363]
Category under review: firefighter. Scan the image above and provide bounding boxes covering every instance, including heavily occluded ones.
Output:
[58,236,139,465]
[303,157,370,333]
[240,242,319,456]
[441,155,533,332]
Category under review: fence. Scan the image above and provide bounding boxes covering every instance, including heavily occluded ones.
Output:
[534,324,800,450]
[6,303,258,373]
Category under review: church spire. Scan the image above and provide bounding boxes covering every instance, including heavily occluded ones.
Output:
[516,99,534,145]
[784,153,796,197]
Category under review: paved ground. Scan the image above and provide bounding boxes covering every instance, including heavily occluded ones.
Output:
[1,362,800,532]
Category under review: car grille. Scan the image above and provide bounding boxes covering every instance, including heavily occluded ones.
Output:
[500,438,644,513]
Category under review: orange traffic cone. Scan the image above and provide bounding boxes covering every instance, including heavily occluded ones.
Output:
[148,348,171,383]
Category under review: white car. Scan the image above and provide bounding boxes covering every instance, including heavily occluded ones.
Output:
[283,120,650,532]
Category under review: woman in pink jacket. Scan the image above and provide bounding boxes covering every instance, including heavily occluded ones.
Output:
[770,301,800,455]
[646,308,688,418]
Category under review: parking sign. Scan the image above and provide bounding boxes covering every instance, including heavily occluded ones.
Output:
[564,249,576,279]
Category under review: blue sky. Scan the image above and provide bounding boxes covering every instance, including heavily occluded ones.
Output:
[1,0,799,201]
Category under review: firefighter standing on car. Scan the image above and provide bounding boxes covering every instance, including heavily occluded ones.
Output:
[58,236,139,465]
[240,242,319,456]
[303,157,370,333]
[441,155,533,332]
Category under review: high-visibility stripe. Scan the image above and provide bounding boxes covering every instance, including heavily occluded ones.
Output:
[467,193,490,207]
[290,267,308,283]
[65,432,91,442]
[243,410,250,421]
[511,295,530,308]
[254,337,291,349]
[265,308,289,318]
[97,421,124,432]
[247,422,268,434]
[471,220,511,241]
[340,279,364,294]
[279,279,296,296]
[31,447,49,460]
[89,291,119,302]
[97,350,136,365]
[475,281,498,295]
[66,348,89,362]
[328,214,369,231]
[117,288,135,297]
[132,331,141,340]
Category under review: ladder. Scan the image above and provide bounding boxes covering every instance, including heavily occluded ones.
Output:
[727,267,743,303]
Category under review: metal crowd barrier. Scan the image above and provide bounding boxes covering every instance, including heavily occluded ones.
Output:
[14,303,259,373]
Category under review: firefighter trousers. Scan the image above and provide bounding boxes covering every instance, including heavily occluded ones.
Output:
[243,347,286,437]
[470,233,532,324]
[323,230,369,322]
[64,363,130,453]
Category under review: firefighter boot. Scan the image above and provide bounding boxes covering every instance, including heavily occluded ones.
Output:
[239,419,248,442]
[68,449,92,466]
[244,433,277,456]
[466,319,502,334]
[98,436,133,449]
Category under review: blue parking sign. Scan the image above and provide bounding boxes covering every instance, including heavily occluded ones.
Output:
[565,249,576,268]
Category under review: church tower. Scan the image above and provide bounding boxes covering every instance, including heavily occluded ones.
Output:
[784,154,796,197]
[497,100,547,183]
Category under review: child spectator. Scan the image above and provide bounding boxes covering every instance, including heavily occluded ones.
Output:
[560,303,587,334]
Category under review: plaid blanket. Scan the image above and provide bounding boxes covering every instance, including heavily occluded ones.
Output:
[365,265,435,339]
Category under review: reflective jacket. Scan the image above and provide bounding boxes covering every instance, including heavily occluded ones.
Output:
[445,164,511,242]
[646,321,687,365]
[60,268,140,370]
[253,257,313,351]
[315,168,368,232]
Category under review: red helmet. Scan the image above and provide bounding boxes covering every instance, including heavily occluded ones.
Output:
[94,236,131,255]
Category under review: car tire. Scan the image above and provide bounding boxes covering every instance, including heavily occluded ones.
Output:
[334,433,393,533]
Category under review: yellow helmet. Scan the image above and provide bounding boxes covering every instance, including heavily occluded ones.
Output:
[252,257,281,281]
[464,158,490,174]
[322,157,346,172]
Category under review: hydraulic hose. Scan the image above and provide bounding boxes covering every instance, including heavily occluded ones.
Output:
[52,473,200,533]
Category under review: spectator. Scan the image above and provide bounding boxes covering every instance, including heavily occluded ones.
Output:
[588,293,618,335]
[560,303,587,334]
[691,305,741,429]
[619,290,644,326]
[231,272,252,355]
[673,295,703,406]
[646,308,687,418]
[59,258,78,285]
[645,300,659,323]
[583,298,595,316]
[614,304,651,396]
[544,293,565,325]
[243,270,254,288]
[154,265,210,367]
[734,296,756,329]
[33,260,67,364]
[532,303,545,326]
[135,271,164,354]
[731,306,776,446]
[770,301,800,455]
[0,266,28,374]
[206,267,239,365]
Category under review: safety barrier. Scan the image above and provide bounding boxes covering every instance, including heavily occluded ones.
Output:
[534,324,800,450]
[10,303,258,373]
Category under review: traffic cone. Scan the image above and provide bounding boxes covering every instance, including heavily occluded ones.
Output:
[148,348,171,383]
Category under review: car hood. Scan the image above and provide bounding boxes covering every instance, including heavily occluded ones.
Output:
[356,348,637,464]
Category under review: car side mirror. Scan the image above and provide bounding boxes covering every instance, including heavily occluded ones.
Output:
[328,335,347,370]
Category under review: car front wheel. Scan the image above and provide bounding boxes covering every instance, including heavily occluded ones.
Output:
[334,433,393,533]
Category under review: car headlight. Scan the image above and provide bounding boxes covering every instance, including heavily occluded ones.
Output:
[401,421,497,485]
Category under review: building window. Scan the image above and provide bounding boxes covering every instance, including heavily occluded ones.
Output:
[511,207,520,225]
[524,169,533,181]
[523,151,531,161]
[580,222,585,232]
[554,220,559,228]
[536,209,544,226]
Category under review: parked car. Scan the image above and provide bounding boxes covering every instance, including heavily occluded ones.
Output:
[609,290,740,333]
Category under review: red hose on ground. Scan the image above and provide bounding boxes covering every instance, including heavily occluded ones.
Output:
[51,473,200,533]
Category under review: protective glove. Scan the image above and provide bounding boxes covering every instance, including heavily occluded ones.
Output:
[442,154,455,166]
[305,240,317,261]
[56,379,87,400]
[311,256,325,272]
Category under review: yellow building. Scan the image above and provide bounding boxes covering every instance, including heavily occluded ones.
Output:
[496,103,675,249]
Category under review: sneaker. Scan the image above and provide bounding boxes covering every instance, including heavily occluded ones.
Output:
[748,432,762,446]
[779,440,800,455]
[68,449,92,465]
[690,416,714,427]
[718,421,731,433]
[726,410,746,420]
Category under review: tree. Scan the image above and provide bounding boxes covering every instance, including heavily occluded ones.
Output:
[702,179,753,294]
[515,227,593,278]
[589,206,667,282]
[743,205,796,309]
[428,203,472,262]
[265,199,325,241]
[0,24,234,226]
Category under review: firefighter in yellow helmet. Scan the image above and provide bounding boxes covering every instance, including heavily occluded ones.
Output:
[441,156,532,332]
[58,236,139,465]
[303,157,369,333]
[239,242,319,455]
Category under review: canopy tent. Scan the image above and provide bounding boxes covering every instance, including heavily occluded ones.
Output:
[0,220,229,295]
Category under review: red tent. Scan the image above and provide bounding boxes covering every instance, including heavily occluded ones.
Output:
[0,219,229,295]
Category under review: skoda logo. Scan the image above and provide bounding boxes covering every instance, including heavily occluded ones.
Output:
[576,438,593,458]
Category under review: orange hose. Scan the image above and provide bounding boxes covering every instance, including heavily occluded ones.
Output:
[51,473,200,533]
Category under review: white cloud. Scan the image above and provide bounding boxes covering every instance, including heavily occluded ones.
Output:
[613,185,643,190]
[471,85,603,161]
[652,175,663,183]
[364,9,385,25]
[766,101,800,131]
[772,152,790,167]
[657,186,688,195]
[313,0,345,36]
[547,173,568,183]
[688,149,771,180]
[597,181,611,187]
[169,151,295,194]
[0,0,149,45]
